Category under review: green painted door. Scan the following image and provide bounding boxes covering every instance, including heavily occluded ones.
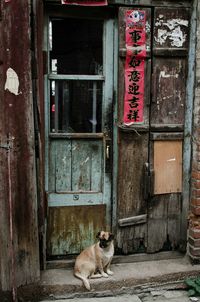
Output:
[45,11,114,256]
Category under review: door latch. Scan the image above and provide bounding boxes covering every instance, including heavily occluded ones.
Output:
[106,145,110,160]
[144,162,154,199]
[105,140,111,173]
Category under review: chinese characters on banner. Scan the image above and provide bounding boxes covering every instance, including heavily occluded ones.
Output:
[61,0,107,5]
[124,10,146,124]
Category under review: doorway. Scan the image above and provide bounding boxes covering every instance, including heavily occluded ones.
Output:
[45,9,115,256]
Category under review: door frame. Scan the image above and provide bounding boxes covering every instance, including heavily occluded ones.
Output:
[43,5,117,251]
[42,1,195,257]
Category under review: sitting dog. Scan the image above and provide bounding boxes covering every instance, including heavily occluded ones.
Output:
[74,231,114,290]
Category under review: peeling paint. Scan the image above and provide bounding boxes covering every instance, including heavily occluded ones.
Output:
[170,26,187,47]
[159,71,178,81]
[62,156,67,165]
[5,68,21,95]
[145,21,151,33]
[167,158,176,162]
[155,17,188,47]
[81,157,89,166]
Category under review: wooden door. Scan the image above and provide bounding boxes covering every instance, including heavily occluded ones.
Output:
[117,6,190,254]
[147,7,190,253]
[45,12,114,256]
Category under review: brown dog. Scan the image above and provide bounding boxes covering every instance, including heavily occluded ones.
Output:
[74,231,114,290]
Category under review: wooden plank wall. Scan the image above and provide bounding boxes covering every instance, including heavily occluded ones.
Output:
[0,0,40,295]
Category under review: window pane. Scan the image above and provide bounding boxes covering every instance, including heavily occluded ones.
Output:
[50,80,102,133]
[50,18,103,75]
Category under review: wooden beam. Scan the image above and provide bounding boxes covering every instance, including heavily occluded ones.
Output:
[118,214,147,227]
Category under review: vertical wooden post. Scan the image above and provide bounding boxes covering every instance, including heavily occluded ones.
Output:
[0,0,40,295]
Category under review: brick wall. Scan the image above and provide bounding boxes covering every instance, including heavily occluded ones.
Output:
[188,0,200,262]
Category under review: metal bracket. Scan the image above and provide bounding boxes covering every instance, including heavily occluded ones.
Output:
[0,144,11,150]
[0,137,14,150]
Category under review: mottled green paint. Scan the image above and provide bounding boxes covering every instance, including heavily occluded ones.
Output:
[45,14,114,255]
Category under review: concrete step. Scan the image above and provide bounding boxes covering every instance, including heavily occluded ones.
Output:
[18,255,200,302]
[46,251,183,270]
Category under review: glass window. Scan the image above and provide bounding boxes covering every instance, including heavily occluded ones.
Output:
[50,18,103,75]
[50,80,102,133]
[49,17,104,133]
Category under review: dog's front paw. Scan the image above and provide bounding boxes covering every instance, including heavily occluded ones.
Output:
[101,272,109,278]
[106,269,114,275]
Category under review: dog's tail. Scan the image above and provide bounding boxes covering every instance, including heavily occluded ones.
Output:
[74,271,91,291]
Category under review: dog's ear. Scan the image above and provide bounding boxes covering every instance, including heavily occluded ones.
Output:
[96,231,101,239]
[109,233,114,241]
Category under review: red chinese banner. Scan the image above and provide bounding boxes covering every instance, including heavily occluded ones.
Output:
[61,0,107,5]
[124,10,146,125]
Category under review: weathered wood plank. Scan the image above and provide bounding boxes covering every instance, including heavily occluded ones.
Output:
[47,205,106,256]
[48,192,103,206]
[90,141,102,191]
[151,132,183,141]
[153,8,190,51]
[117,9,150,254]
[118,132,148,218]
[49,133,104,139]
[147,195,168,253]
[72,141,91,191]
[33,0,46,271]
[48,140,57,192]
[147,193,182,253]
[116,132,148,254]
[71,140,102,192]
[0,4,11,291]
[118,214,147,227]
[167,194,181,250]
[151,58,186,126]
[0,0,40,291]
[55,140,72,192]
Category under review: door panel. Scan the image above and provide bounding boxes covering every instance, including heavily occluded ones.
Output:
[153,8,190,51]
[153,140,182,194]
[117,7,151,254]
[49,139,103,193]
[46,13,114,256]
[151,58,186,126]
[116,6,190,255]
[72,140,102,191]
[55,140,72,192]
[117,132,148,254]
[147,194,181,253]
[147,7,190,253]
[47,205,106,256]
